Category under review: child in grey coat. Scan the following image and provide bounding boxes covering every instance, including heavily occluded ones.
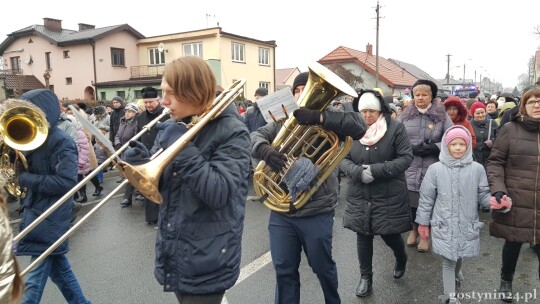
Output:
[416,125,491,304]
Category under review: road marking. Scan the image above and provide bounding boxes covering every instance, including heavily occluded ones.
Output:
[222,251,272,304]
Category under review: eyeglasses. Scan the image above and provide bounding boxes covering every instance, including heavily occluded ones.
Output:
[525,99,540,107]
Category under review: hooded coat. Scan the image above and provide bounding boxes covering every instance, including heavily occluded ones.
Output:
[15,89,78,256]
[443,97,477,149]
[398,100,453,202]
[488,113,540,244]
[340,93,413,235]
[416,125,490,261]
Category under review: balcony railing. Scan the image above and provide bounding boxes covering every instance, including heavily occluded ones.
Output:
[0,69,23,75]
[130,65,165,78]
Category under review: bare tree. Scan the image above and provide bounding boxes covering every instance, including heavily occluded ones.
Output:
[535,25,540,37]
[327,63,363,89]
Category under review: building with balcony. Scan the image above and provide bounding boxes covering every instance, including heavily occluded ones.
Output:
[0,19,276,103]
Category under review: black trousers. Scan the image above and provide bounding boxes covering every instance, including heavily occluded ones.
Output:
[145,198,159,223]
[501,240,540,281]
[357,233,407,278]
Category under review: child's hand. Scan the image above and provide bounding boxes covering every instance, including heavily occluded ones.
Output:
[490,194,512,213]
[418,224,430,239]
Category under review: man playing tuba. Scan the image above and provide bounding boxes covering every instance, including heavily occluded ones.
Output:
[251,72,366,304]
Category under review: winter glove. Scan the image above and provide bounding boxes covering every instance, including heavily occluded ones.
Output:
[114,143,122,150]
[360,165,374,184]
[293,108,321,125]
[155,120,188,149]
[123,141,150,165]
[484,139,493,149]
[411,144,424,156]
[493,191,505,203]
[490,193,512,213]
[418,224,430,239]
[259,144,287,172]
[412,141,439,157]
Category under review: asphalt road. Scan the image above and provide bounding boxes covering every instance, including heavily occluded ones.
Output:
[8,170,539,304]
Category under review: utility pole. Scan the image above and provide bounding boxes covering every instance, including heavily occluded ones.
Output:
[375,0,381,88]
[446,54,452,85]
[463,64,466,86]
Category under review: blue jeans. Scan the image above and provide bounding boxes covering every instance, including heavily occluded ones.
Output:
[268,210,340,304]
[23,254,91,304]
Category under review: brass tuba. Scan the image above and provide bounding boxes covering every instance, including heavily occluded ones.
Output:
[0,100,49,198]
[253,62,358,212]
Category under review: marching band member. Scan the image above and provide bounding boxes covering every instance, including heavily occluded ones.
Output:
[123,56,251,304]
[250,72,366,304]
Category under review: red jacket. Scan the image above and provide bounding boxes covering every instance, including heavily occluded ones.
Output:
[444,97,477,148]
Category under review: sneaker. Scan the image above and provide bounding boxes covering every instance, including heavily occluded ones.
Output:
[135,195,145,201]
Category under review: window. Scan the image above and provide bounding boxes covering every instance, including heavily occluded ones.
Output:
[149,48,165,65]
[231,42,245,62]
[100,92,106,101]
[10,57,20,73]
[63,50,70,58]
[66,77,72,85]
[116,91,126,99]
[183,43,203,57]
[111,48,125,66]
[259,47,269,65]
[259,82,270,90]
[45,52,51,70]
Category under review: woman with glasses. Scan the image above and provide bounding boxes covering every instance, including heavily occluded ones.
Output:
[487,86,540,302]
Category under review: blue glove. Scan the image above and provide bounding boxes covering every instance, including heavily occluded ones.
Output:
[155,120,188,149]
[123,141,150,165]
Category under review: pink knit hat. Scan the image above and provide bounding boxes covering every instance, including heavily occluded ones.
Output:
[445,128,470,147]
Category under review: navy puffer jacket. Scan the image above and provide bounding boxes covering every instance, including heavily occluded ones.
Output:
[15,89,78,256]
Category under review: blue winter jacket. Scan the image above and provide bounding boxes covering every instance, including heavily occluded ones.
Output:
[15,89,78,256]
[154,103,251,294]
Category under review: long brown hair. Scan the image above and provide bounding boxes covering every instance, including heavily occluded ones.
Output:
[0,192,24,302]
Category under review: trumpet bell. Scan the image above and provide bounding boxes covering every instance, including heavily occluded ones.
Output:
[0,106,48,151]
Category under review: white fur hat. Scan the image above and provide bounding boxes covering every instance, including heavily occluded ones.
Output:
[357,92,381,112]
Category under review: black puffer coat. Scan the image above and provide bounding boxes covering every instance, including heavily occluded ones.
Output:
[340,95,413,235]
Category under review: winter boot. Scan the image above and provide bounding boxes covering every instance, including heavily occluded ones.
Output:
[406,226,418,247]
[498,279,513,303]
[417,236,430,252]
[355,276,372,298]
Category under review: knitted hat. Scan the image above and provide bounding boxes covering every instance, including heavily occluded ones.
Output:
[292,72,309,93]
[357,91,381,112]
[411,79,438,100]
[93,106,106,115]
[254,87,268,97]
[112,96,124,104]
[141,87,158,98]
[445,127,470,147]
[125,103,139,113]
[469,101,486,116]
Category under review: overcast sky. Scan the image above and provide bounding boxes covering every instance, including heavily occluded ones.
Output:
[1,0,539,89]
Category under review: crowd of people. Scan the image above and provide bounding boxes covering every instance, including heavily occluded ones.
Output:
[0,56,539,304]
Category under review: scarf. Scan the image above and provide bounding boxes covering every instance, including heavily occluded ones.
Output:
[360,115,387,146]
[417,102,432,114]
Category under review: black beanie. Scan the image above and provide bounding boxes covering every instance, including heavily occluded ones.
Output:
[411,79,438,101]
[141,87,158,98]
[292,72,309,93]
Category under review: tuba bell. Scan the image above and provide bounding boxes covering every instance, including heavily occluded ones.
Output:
[0,99,49,198]
[253,62,358,212]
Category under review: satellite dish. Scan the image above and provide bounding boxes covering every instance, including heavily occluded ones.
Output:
[157,43,165,53]
[24,54,32,65]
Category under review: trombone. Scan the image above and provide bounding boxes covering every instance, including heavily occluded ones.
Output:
[16,79,246,276]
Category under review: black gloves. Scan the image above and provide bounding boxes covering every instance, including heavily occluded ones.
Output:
[156,120,188,149]
[259,144,287,172]
[412,140,439,157]
[293,108,321,125]
[123,141,150,165]
[493,191,505,203]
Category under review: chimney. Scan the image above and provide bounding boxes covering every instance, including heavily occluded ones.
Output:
[366,43,373,56]
[78,23,95,31]
[43,18,62,31]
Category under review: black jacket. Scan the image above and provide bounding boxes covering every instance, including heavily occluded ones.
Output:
[109,105,125,143]
[136,104,170,150]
